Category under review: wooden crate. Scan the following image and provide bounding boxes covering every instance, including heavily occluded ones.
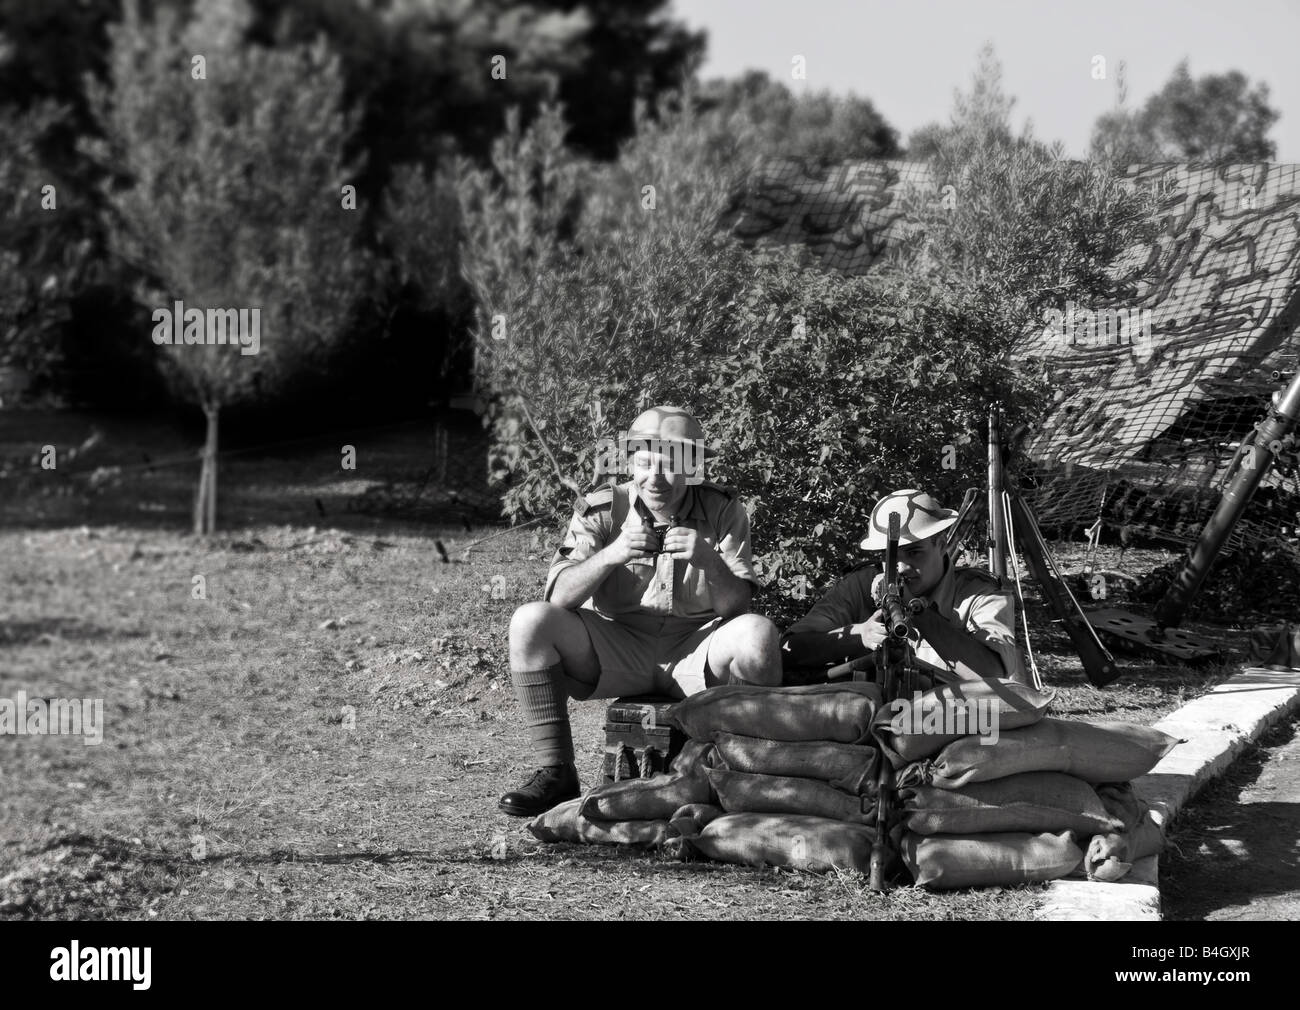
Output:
[602,696,685,782]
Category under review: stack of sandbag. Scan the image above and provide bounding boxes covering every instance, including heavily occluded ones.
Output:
[872,680,1086,889]
[524,678,1179,890]
[891,691,1180,889]
[671,682,884,872]
[527,739,724,848]
[527,682,885,873]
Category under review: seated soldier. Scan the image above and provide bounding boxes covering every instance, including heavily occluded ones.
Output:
[499,406,781,816]
[780,489,1025,686]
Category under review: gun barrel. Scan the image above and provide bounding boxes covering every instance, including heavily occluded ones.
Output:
[883,595,910,638]
[881,511,911,637]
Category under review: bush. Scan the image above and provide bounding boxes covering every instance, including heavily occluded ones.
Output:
[0,101,94,388]
[892,45,1158,349]
[698,70,900,163]
[457,79,1150,625]
[457,96,768,512]
[457,99,1046,624]
[696,259,1037,624]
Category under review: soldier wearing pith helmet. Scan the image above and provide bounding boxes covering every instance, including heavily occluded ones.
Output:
[499,406,781,817]
[780,488,1026,685]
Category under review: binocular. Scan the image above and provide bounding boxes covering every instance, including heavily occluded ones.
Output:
[645,522,671,554]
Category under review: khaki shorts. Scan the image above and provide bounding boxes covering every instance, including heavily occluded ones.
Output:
[571,611,725,701]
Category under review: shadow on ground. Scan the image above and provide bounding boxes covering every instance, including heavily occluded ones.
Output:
[1161,718,1300,921]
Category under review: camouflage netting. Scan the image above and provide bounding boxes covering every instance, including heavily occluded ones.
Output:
[723,160,1300,560]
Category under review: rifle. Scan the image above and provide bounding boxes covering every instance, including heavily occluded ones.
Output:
[823,513,941,887]
[866,511,922,891]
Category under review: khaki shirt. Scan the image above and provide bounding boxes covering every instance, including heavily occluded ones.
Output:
[544,481,757,624]
[785,556,1024,681]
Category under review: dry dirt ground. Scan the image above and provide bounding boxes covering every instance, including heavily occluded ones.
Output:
[0,410,1254,920]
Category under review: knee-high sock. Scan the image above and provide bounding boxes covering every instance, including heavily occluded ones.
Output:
[512,663,573,767]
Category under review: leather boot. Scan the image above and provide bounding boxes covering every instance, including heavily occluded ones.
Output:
[498,762,580,817]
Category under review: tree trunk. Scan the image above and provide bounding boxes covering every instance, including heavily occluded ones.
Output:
[193,403,220,536]
[193,440,208,536]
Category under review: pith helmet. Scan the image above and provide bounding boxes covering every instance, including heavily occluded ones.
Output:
[860,489,959,550]
[619,406,717,459]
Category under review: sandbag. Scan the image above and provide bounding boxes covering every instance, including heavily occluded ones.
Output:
[1129,811,1165,860]
[1083,833,1132,882]
[705,767,874,824]
[902,830,1083,889]
[1094,782,1147,833]
[666,681,882,744]
[711,732,879,795]
[578,769,714,822]
[898,718,1181,789]
[685,813,876,873]
[876,680,1055,764]
[1083,812,1165,881]
[1095,783,1164,858]
[577,815,670,848]
[526,796,584,843]
[668,739,723,778]
[901,772,1123,836]
[667,803,725,838]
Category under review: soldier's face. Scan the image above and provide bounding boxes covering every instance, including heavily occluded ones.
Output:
[631,449,688,515]
[897,534,946,597]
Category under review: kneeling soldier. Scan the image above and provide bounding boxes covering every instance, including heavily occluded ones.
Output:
[499,406,781,816]
[781,489,1025,685]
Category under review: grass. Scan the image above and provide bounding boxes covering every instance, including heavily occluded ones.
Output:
[0,409,1254,920]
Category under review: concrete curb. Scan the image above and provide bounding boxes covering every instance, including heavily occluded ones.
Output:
[1035,666,1300,921]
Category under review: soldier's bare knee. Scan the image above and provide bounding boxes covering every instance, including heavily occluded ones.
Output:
[714,615,780,684]
[509,600,560,647]
[731,614,778,652]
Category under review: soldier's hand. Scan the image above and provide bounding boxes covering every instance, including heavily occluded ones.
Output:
[608,527,659,564]
[852,609,888,652]
[662,526,711,563]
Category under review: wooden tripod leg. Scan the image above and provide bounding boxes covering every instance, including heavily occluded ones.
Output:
[1009,493,1120,687]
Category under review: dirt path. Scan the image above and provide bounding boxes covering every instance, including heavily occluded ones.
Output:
[1161,717,1300,921]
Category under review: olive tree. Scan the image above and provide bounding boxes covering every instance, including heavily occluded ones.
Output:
[85,0,369,533]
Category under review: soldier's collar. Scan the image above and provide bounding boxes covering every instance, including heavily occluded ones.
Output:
[931,553,958,612]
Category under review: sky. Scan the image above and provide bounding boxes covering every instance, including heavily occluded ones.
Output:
[672,0,1300,161]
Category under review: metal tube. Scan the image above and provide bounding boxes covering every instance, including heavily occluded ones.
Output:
[1154,369,1300,629]
[988,408,1008,582]
[881,512,909,636]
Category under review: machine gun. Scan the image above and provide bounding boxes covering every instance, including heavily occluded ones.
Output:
[866,511,924,891]
[821,512,937,887]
